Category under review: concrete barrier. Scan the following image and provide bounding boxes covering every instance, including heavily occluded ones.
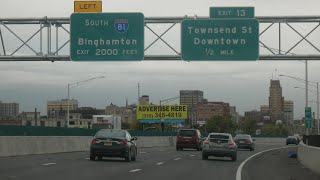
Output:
[298,142,320,175]
[0,136,285,157]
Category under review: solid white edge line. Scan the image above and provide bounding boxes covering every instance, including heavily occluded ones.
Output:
[156,162,164,165]
[129,169,142,173]
[174,158,181,160]
[236,146,292,180]
[42,163,56,166]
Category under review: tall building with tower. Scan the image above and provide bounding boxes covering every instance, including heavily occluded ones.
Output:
[139,95,149,105]
[269,80,284,122]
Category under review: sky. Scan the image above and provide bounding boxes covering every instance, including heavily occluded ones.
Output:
[1,0,320,119]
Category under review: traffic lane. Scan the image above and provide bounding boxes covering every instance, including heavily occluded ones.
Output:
[242,146,320,180]
[125,144,286,180]
[0,146,184,180]
[0,144,284,180]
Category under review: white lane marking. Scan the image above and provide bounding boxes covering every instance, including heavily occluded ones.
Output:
[159,150,165,152]
[42,163,56,166]
[156,162,164,165]
[189,155,195,157]
[139,152,147,154]
[129,169,142,173]
[84,158,90,160]
[236,146,292,180]
[174,158,181,161]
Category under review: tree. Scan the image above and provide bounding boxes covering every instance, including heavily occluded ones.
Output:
[206,116,237,134]
[243,119,257,135]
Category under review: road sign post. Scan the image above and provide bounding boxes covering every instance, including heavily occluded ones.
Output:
[70,13,144,61]
[305,107,312,129]
[181,19,259,61]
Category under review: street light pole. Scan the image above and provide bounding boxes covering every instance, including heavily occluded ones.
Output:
[317,82,319,135]
[66,76,105,128]
[305,60,309,135]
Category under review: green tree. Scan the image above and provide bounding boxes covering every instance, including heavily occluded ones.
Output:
[243,119,257,135]
[206,116,237,134]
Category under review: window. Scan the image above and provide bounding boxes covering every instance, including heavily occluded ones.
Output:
[57,121,61,127]
[69,121,75,125]
[40,121,45,127]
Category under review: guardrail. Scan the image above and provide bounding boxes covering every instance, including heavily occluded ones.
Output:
[298,142,320,175]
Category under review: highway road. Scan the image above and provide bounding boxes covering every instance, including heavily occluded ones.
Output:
[0,143,318,180]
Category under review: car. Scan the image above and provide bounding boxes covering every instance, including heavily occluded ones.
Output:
[234,134,255,151]
[90,129,138,162]
[176,129,202,151]
[293,134,302,143]
[286,136,298,145]
[202,133,237,161]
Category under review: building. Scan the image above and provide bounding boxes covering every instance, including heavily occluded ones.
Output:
[283,100,294,126]
[0,101,19,118]
[230,106,240,124]
[260,105,269,116]
[269,80,284,122]
[70,107,104,119]
[139,95,149,105]
[244,110,261,122]
[180,90,204,125]
[197,102,230,122]
[105,103,125,115]
[92,115,121,129]
[47,99,78,119]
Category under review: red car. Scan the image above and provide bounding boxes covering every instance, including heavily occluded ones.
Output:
[176,129,202,151]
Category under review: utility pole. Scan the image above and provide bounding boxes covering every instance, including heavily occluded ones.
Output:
[34,108,37,126]
[138,82,140,104]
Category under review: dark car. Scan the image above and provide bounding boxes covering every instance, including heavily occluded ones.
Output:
[234,134,255,151]
[286,136,298,145]
[90,129,138,162]
[176,129,202,151]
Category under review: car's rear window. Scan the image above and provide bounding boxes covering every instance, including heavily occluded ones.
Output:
[179,130,196,137]
[234,135,251,139]
[95,130,126,139]
[209,134,230,139]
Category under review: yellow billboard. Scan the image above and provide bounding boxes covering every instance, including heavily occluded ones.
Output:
[74,1,102,13]
[137,105,187,120]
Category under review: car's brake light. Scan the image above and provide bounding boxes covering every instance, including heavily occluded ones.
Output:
[203,140,209,145]
[91,139,101,145]
[120,139,127,145]
[228,140,236,148]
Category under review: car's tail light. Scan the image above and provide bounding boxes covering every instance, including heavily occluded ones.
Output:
[120,139,127,145]
[192,136,199,142]
[177,136,183,141]
[91,139,101,145]
[228,140,236,148]
[203,140,209,145]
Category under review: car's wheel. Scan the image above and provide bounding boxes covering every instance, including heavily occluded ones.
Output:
[125,149,132,162]
[131,149,137,161]
[202,153,208,160]
[231,153,237,161]
[176,146,179,151]
[180,148,183,151]
[97,156,103,161]
[250,147,253,151]
[89,154,95,161]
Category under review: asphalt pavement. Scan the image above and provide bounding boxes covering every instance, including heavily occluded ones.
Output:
[241,146,320,180]
[0,143,289,180]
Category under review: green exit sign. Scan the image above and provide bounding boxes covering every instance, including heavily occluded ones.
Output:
[70,13,144,61]
[210,7,254,19]
[181,19,259,61]
[305,107,312,128]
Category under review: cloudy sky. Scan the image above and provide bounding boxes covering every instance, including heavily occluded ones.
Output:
[1,0,320,119]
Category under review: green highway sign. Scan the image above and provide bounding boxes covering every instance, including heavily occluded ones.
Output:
[70,13,144,61]
[181,19,259,61]
[305,107,312,128]
[210,7,254,19]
